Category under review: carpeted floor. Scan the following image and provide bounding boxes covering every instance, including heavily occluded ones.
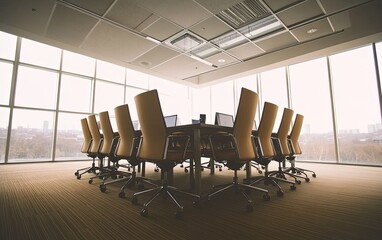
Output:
[0,160,381,240]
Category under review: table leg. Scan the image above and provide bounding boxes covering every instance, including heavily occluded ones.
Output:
[193,128,201,195]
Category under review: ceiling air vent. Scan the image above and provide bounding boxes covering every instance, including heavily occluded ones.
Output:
[217,0,271,29]
[165,31,204,52]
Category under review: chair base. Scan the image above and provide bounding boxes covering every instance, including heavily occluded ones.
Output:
[285,158,316,179]
[132,176,200,218]
[75,159,100,179]
[208,171,269,212]
[117,170,157,198]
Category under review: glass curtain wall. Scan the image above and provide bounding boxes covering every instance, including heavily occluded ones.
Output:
[329,45,382,165]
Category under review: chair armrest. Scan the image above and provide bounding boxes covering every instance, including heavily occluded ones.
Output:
[251,135,263,158]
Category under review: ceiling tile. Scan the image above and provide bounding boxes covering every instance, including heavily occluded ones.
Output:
[131,45,180,68]
[205,52,239,67]
[153,54,215,79]
[0,0,55,35]
[328,11,351,32]
[319,0,369,14]
[46,4,98,46]
[137,0,212,28]
[65,0,114,15]
[189,16,232,41]
[263,0,303,12]
[227,42,264,60]
[277,0,324,27]
[291,18,334,42]
[105,0,152,29]
[255,31,298,52]
[82,21,157,62]
[141,18,182,41]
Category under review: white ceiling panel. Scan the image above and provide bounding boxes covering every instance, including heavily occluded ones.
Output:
[227,42,264,60]
[82,21,157,62]
[205,52,239,67]
[131,45,180,68]
[105,0,152,30]
[263,0,302,12]
[46,4,98,46]
[0,0,55,35]
[189,16,232,41]
[277,0,324,27]
[153,54,215,79]
[256,31,298,51]
[141,18,182,41]
[291,18,334,42]
[319,0,370,14]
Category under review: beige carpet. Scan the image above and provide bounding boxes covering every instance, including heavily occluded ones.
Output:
[0,160,381,240]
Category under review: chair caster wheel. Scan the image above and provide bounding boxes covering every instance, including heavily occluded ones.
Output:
[74,171,78,176]
[118,191,125,198]
[88,179,93,184]
[296,180,301,184]
[290,185,296,190]
[185,169,189,173]
[140,208,148,217]
[312,173,316,178]
[132,196,138,205]
[201,167,204,171]
[246,203,254,212]
[100,184,106,193]
[305,178,310,182]
[219,168,222,172]
[175,211,183,219]
[263,193,270,201]
[258,170,262,174]
[77,175,81,180]
[277,190,284,197]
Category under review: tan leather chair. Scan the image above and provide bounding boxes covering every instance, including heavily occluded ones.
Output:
[268,108,302,183]
[285,114,316,180]
[86,114,108,184]
[249,102,297,197]
[114,104,156,198]
[97,111,132,193]
[207,88,269,212]
[75,118,100,179]
[133,89,200,218]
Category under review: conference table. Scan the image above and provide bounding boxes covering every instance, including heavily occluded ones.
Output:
[167,123,253,195]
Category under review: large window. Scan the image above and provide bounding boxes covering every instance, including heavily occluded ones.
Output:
[0,62,13,105]
[20,39,61,69]
[260,67,288,131]
[211,81,235,123]
[330,45,382,165]
[59,74,93,113]
[289,58,336,162]
[62,50,95,76]
[0,107,10,163]
[55,112,88,161]
[8,109,55,162]
[94,80,125,114]
[0,31,17,60]
[14,66,58,110]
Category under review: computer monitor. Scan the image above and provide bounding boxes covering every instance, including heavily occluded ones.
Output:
[164,115,178,127]
[214,112,234,127]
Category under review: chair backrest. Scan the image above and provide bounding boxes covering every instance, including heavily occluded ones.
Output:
[257,102,278,158]
[215,112,234,127]
[98,111,115,156]
[164,114,177,127]
[276,108,294,156]
[289,114,304,155]
[80,118,92,153]
[114,104,137,159]
[232,88,259,160]
[134,89,167,161]
[87,114,102,155]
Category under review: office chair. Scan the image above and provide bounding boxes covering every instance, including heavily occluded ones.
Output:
[114,104,156,198]
[248,102,296,197]
[97,111,132,193]
[75,118,99,179]
[207,88,269,212]
[285,114,316,179]
[86,114,106,183]
[268,108,303,183]
[132,89,200,218]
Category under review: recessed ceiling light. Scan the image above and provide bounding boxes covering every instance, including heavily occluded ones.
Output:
[218,59,226,63]
[307,28,318,34]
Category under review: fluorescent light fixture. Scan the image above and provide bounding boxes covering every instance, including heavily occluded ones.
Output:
[190,54,215,67]
[146,36,161,44]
